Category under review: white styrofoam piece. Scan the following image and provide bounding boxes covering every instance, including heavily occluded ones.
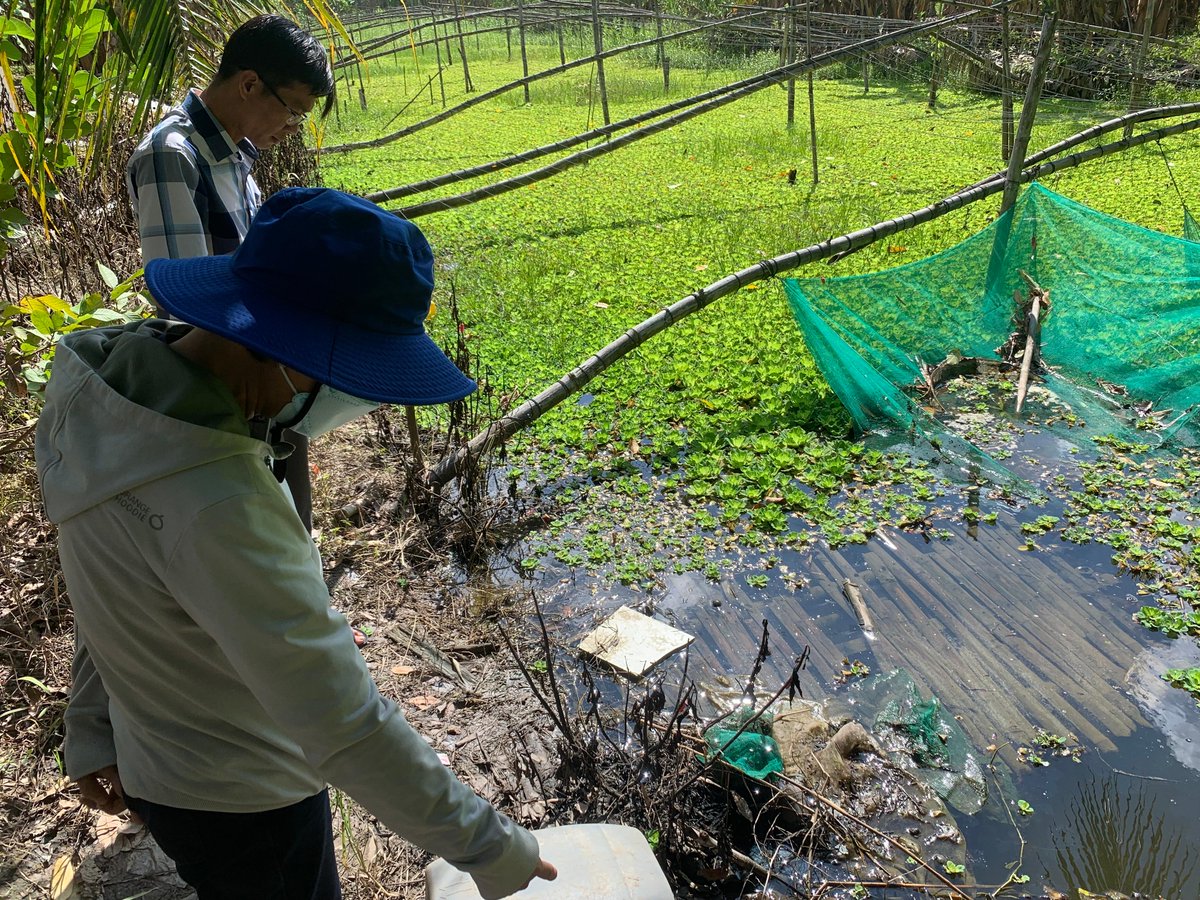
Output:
[425,823,673,899]
[576,606,694,677]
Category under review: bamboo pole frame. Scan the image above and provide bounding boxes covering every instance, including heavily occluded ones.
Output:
[424,109,1200,490]
[389,5,1005,215]
[321,9,776,155]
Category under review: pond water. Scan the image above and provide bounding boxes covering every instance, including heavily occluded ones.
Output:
[518,399,1200,897]
[532,516,1200,897]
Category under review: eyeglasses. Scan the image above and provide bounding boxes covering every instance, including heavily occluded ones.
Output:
[261,78,308,126]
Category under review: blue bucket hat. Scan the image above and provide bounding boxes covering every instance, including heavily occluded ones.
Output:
[144,187,476,405]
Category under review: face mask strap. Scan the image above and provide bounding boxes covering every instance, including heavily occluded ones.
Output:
[281,386,321,430]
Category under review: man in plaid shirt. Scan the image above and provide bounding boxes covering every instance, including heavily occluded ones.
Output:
[126,14,334,529]
[127,15,333,260]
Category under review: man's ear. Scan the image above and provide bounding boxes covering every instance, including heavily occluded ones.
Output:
[234,69,260,101]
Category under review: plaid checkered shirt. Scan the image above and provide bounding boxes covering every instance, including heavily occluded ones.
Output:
[126,90,262,261]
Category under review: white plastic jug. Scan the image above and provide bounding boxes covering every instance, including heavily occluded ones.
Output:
[425,823,673,899]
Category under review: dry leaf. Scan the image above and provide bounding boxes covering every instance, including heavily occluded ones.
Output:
[593,301,608,309]
[50,855,79,900]
[390,665,417,676]
[94,813,143,858]
[887,245,908,253]
[407,694,441,710]
[363,833,380,869]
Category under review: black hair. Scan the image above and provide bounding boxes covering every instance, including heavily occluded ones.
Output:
[215,15,335,118]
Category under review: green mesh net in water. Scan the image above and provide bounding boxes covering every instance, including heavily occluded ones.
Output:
[784,184,1200,475]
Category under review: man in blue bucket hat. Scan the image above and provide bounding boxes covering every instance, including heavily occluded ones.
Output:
[35,188,556,899]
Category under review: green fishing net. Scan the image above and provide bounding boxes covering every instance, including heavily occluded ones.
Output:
[785,183,1200,482]
[856,670,990,815]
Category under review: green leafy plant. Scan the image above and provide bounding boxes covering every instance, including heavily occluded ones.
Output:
[2,265,150,398]
[0,1,354,257]
[1136,606,1200,638]
[1163,667,1200,706]
[1017,799,1034,816]
[1020,515,1060,535]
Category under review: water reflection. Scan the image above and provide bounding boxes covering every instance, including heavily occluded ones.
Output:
[1049,773,1196,898]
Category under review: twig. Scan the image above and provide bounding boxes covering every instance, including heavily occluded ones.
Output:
[496,619,571,737]
[772,771,973,900]
[530,591,572,741]
[0,422,35,457]
[986,745,1026,895]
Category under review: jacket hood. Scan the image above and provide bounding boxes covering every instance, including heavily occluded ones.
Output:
[36,320,272,523]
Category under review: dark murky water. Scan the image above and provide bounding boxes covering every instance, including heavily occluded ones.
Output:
[533,515,1200,897]
[519,406,1200,897]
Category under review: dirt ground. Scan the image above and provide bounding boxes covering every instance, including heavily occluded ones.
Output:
[0,411,560,900]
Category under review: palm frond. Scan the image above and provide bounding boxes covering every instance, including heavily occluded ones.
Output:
[0,0,350,244]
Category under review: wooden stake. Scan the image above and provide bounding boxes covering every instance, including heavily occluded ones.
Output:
[1015,270,1047,413]
[518,0,531,104]
[806,0,818,184]
[928,36,939,110]
[1000,12,1056,215]
[453,0,473,93]
[785,5,796,127]
[434,34,446,108]
[405,405,426,482]
[1125,0,1158,138]
[1001,6,1014,160]
[591,0,611,126]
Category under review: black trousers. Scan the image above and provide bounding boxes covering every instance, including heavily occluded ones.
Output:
[283,430,313,533]
[125,789,341,900]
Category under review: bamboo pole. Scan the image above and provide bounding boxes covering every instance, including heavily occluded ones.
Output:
[1000,11,1056,214]
[1001,5,1013,160]
[453,0,474,93]
[1125,0,1158,139]
[785,5,796,127]
[591,0,611,126]
[423,112,1200,491]
[518,0,531,104]
[806,0,818,184]
[558,20,566,64]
